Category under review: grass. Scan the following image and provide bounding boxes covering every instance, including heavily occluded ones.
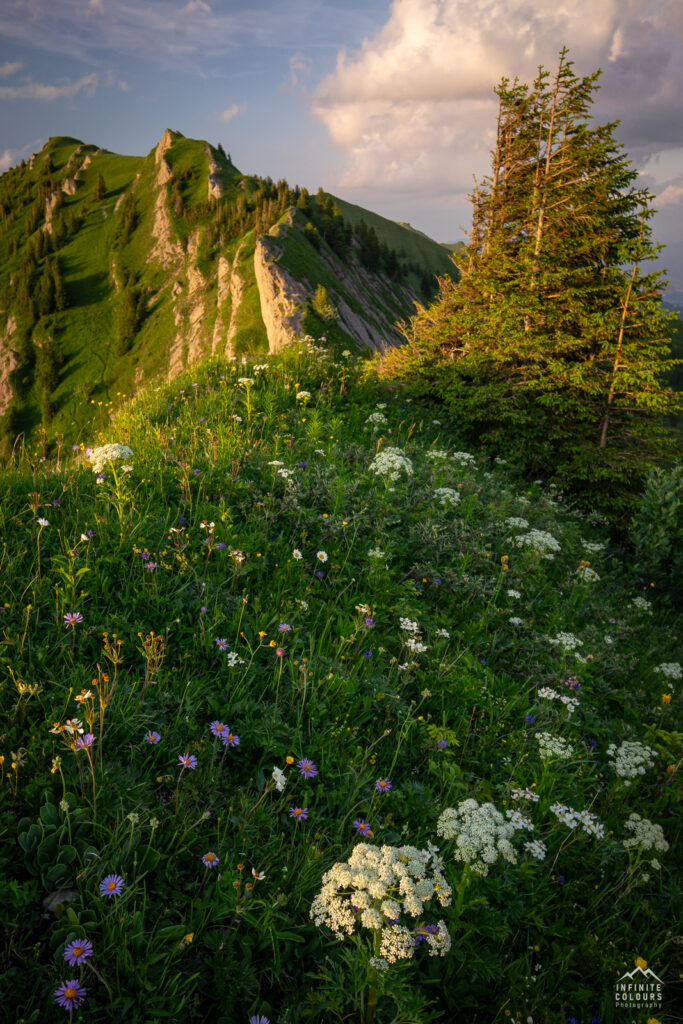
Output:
[0,340,680,1023]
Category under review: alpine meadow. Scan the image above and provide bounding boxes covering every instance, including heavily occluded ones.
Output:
[0,46,681,1024]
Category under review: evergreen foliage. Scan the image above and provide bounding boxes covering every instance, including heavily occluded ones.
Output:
[380,49,681,520]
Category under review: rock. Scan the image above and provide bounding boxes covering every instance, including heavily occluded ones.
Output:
[254,237,307,352]
[155,129,183,165]
[205,145,223,200]
[43,190,61,233]
[157,158,173,186]
[62,178,77,196]
[0,315,18,417]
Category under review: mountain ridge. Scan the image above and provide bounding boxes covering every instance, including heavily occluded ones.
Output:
[0,130,454,450]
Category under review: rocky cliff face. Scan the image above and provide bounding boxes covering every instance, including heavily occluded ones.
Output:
[0,315,18,417]
[254,236,307,352]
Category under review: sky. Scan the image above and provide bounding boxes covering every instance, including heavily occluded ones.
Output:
[1,0,682,293]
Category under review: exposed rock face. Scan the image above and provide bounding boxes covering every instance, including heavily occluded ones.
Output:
[155,129,183,165]
[157,158,173,186]
[0,315,18,417]
[149,179,184,269]
[168,231,208,377]
[254,237,307,352]
[206,146,223,200]
[212,245,244,358]
[62,178,77,196]
[74,154,91,180]
[44,191,61,233]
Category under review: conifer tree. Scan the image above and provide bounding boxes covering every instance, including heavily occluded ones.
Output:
[382,49,680,516]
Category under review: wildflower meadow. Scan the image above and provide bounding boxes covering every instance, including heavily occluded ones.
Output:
[0,341,680,1023]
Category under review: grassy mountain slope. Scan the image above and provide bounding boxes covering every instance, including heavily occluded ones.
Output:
[0,132,452,452]
[0,342,679,1022]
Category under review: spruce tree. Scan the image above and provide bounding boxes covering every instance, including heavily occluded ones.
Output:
[383,48,680,516]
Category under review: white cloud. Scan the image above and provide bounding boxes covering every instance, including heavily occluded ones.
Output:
[312,0,683,204]
[0,59,22,78]
[177,0,211,14]
[220,103,242,123]
[0,72,98,101]
[657,180,683,206]
[105,69,130,92]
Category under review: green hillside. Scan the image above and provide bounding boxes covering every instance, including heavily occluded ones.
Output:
[0,343,679,1022]
[0,132,453,454]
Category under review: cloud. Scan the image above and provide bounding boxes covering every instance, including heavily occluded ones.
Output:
[312,0,683,204]
[657,179,683,206]
[220,103,242,123]
[105,69,130,92]
[0,72,98,101]
[0,137,44,173]
[177,0,211,14]
[282,51,312,90]
[0,59,22,77]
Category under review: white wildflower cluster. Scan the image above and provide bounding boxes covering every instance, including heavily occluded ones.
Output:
[510,787,539,803]
[507,589,521,598]
[509,617,524,626]
[654,662,682,681]
[405,638,428,654]
[399,617,420,633]
[547,632,583,652]
[607,740,656,780]
[295,390,312,403]
[426,449,450,461]
[369,956,390,972]
[536,732,574,761]
[576,566,600,582]
[549,803,604,838]
[436,800,517,876]
[630,596,652,613]
[309,843,452,962]
[369,447,413,482]
[512,529,561,558]
[451,451,475,465]
[524,839,547,860]
[225,651,244,667]
[238,377,255,386]
[583,541,606,553]
[537,686,580,714]
[505,517,529,529]
[272,766,286,792]
[435,628,450,639]
[366,412,388,427]
[252,363,269,373]
[505,810,534,832]
[433,487,460,507]
[622,813,669,853]
[368,548,386,561]
[87,444,134,474]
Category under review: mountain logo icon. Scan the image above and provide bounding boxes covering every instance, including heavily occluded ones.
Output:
[616,966,663,985]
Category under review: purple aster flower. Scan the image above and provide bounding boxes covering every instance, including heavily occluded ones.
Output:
[375,778,392,793]
[144,562,158,572]
[315,570,324,579]
[52,498,61,506]
[64,938,94,966]
[216,542,226,550]
[221,731,240,747]
[363,650,373,658]
[210,721,228,739]
[278,623,292,633]
[289,806,308,820]
[299,461,307,469]
[297,758,318,779]
[202,851,219,869]
[193,469,201,476]
[54,980,87,1011]
[215,637,228,651]
[144,730,161,744]
[178,753,198,770]
[99,874,125,899]
[249,1016,270,1024]
[86,528,96,538]
[63,611,83,627]
[200,606,207,612]
[365,617,375,628]
[76,733,94,749]
[72,444,80,451]
[525,714,536,724]
[353,820,374,837]
[436,739,448,749]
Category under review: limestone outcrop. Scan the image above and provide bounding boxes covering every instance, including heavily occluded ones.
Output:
[0,315,18,417]
[254,237,306,353]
